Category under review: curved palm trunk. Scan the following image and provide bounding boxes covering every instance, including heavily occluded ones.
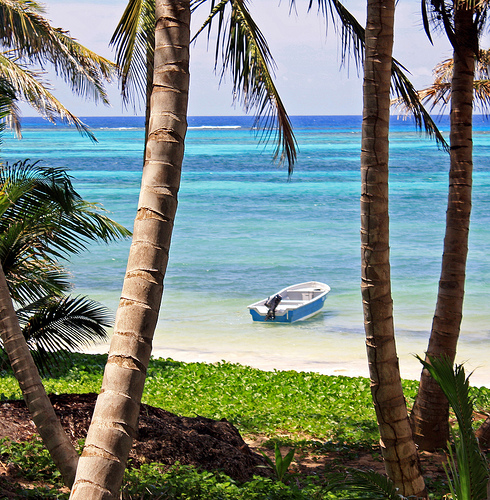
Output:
[70,1,190,498]
[361,0,426,496]
[410,7,475,451]
[0,264,79,487]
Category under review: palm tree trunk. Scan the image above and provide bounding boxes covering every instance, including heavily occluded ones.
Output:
[361,0,426,496]
[410,6,475,452]
[0,263,79,487]
[70,1,190,498]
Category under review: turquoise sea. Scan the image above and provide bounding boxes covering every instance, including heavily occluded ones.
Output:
[3,115,490,386]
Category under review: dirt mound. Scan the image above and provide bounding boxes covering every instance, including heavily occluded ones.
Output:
[0,393,267,483]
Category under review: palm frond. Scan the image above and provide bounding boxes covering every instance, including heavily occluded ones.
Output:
[421,0,456,47]
[0,226,71,305]
[397,51,490,116]
[0,160,79,214]
[305,0,364,70]
[46,28,116,105]
[0,0,52,55]
[390,59,449,150]
[0,160,131,305]
[418,355,489,500]
[302,0,447,149]
[0,52,97,140]
[341,469,406,499]
[0,160,131,252]
[193,0,297,173]
[110,0,154,109]
[0,75,16,140]
[16,294,111,376]
[37,199,132,258]
[0,0,116,103]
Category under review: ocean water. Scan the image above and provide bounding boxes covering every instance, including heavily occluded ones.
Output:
[3,115,490,386]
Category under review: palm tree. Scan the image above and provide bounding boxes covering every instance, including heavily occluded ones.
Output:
[0,0,117,137]
[0,158,130,374]
[407,0,480,452]
[79,1,449,496]
[70,1,298,497]
[360,0,426,496]
[0,79,80,487]
[0,263,80,486]
[0,158,131,486]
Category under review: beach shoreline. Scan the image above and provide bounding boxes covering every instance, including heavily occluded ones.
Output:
[84,327,490,388]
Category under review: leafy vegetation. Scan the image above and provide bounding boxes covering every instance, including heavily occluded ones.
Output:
[0,353,426,444]
[0,353,488,498]
[420,356,490,500]
[1,353,488,446]
[0,161,131,374]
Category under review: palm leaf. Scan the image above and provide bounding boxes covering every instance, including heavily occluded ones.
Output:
[16,295,111,376]
[0,160,79,217]
[341,469,406,499]
[0,160,131,256]
[0,160,131,305]
[0,224,71,305]
[0,52,97,140]
[397,50,490,116]
[306,0,364,70]
[418,355,489,500]
[389,60,449,151]
[193,0,297,173]
[110,0,154,108]
[0,0,116,102]
[46,28,116,105]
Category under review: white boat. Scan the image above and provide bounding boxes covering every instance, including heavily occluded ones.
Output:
[248,281,330,323]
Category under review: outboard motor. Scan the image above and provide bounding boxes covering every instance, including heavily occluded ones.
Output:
[265,294,282,321]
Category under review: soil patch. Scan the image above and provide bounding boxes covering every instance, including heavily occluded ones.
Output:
[0,393,267,483]
[0,393,456,497]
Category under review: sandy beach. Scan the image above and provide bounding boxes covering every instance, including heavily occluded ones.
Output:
[85,315,490,389]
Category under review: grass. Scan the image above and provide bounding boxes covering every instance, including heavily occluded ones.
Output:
[0,352,488,499]
[0,353,421,445]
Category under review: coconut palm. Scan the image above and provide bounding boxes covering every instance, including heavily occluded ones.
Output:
[74,2,449,497]
[403,0,482,452]
[359,0,427,496]
[70,1,299,497]
[0,77,81,486]
[0,0,117,137]
[0,158,131,486]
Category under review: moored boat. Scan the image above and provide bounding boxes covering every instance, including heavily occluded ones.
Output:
[248,281,330,323]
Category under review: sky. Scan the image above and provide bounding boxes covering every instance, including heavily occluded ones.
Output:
[20,0,467,117]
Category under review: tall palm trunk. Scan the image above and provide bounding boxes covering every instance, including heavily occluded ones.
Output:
[410,6,476,451]
[0,264,79,487]
[70,1,190,498]
[361,0,426,496]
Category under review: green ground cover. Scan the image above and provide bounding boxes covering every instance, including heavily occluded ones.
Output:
[0,353,488,498]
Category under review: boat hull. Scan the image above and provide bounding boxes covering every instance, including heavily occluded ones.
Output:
[248,282,330,323]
